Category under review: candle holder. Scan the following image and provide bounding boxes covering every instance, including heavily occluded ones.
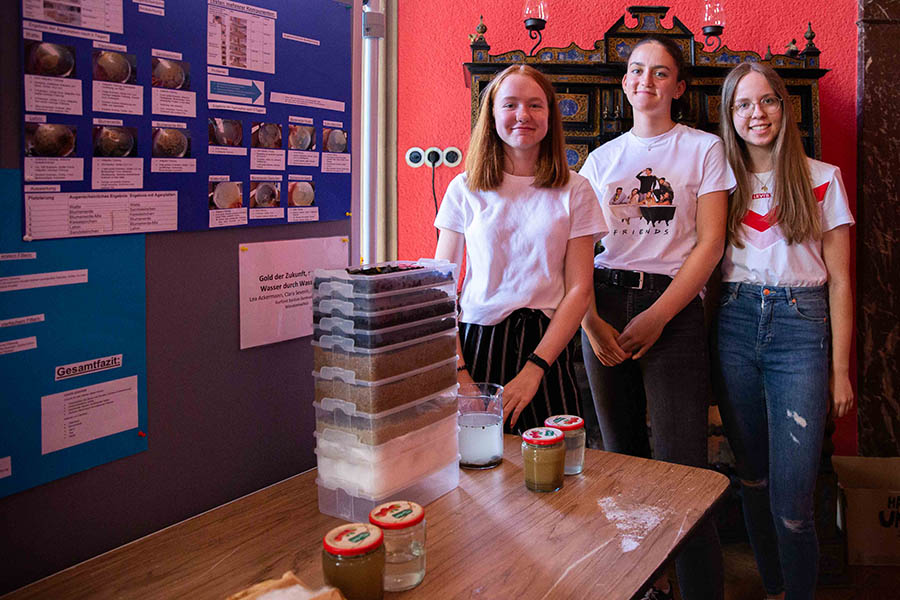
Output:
[523,0,548,56]
[702,0,725,52]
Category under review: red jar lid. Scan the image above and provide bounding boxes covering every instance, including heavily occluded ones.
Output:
[323,523,383,556]
[544,415,584,431]
[522,427,564,445]
[369,501,424,529]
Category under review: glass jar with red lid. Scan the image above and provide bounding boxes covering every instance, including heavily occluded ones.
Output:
[322,522,385,600]
[369,500,426,591]
[521,426,565,492]
[545,414,586,475]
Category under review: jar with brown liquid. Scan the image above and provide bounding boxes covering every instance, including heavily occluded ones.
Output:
[322,522,385,600]
[521,427,565,492]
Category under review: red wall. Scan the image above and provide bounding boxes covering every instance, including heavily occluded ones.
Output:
[396,1,858,454]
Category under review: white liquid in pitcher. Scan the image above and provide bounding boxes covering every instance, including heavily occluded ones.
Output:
[458,412,503,468]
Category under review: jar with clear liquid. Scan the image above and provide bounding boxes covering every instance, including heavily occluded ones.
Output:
[369,501,426,591]
[545,414,586,475]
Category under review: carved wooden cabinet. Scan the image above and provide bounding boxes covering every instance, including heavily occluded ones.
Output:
[464,6,827,170]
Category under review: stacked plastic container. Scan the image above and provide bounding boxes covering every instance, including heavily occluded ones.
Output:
[312,259,460,521]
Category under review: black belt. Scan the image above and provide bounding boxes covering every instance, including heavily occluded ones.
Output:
[594,268,672,291]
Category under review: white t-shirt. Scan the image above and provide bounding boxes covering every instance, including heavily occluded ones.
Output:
[722,157,854,287]
[434,171,607,325]
[579,124,735,277]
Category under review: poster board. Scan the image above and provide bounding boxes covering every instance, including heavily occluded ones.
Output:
[20,0,353,239]
[0,168,148,500]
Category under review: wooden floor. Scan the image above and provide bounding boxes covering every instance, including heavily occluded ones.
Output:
[658,541,900,600]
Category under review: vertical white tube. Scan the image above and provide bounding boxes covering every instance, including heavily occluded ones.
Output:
[350,0,363,268]
[361,0,383,265]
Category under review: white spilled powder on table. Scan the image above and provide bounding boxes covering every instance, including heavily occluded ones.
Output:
[597,496,667,553]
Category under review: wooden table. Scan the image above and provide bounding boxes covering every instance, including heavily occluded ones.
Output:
[3,436,729,600]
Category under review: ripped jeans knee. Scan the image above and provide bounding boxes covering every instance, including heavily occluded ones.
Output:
[776,514,815,535]
[740,477,768,489]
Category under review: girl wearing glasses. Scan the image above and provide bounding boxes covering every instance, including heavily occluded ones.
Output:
[579,35,733,600]
[716,63,854,600]
[435,65,606,431]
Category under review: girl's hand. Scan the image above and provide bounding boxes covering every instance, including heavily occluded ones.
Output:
[618,307,667,359]
[502,363,544,428]
[830,372,854,419]
[585,320,631,366]
[457,367,476,386]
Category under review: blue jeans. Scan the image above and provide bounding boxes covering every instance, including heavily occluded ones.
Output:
[581,281,724,600]
[714,283,829,600]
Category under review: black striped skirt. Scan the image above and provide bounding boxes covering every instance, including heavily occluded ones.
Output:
[460,308,581,434]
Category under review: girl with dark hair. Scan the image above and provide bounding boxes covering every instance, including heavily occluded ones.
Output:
[715,62,854,600]
[579,35,732,600]
[434,65,607,432]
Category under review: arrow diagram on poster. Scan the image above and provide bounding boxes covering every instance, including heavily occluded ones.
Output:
[207,74,265,105]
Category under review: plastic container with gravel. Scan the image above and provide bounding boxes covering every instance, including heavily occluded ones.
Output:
[312,330,456,382]
[313,258,457,295]
[314,356,458,413]
[315,280,457,313]
[313,313,457,349]
[315,418,459,497]
[313,296,457,330]
[317,456,460,522]
[314,385,458,446]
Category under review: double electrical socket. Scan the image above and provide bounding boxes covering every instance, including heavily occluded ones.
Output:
[405,146,462,168]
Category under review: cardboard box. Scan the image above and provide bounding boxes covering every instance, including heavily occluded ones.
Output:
[832,456,900,565]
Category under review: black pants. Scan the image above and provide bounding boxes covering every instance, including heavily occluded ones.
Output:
[460,308,581,434]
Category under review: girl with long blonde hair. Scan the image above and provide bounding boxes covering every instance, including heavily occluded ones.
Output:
[715,62,854,600]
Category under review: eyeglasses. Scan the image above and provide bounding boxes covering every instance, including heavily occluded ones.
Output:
[732,95,783,118]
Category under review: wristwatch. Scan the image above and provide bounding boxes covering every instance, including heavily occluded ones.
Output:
[527,352,550,372]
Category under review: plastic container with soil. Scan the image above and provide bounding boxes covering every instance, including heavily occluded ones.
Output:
[313,258,457,295]
[313,313,457,349]
[313,296,457,330]
[314,356,457,413]
[314,385,458,446]
[315,419,459,497]
[317,456,460,522]
[312,330,456,382]
[315,280,456,313]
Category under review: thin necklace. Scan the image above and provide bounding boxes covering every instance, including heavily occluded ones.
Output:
[751,171,773,192]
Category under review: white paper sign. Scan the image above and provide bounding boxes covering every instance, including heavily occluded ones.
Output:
[41,375,138,455]
[92,81,144,115]
[238,237,348,349]
[92,157,144,189]
[287,206,319,223]
[0,337,37,355]
[24,157,84,182]
[25,75,83,115]
[250,148,285,171]
[0,269,87,293]
[151,88,196,118]
[322,152,351,173]
[288,150,319,167]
